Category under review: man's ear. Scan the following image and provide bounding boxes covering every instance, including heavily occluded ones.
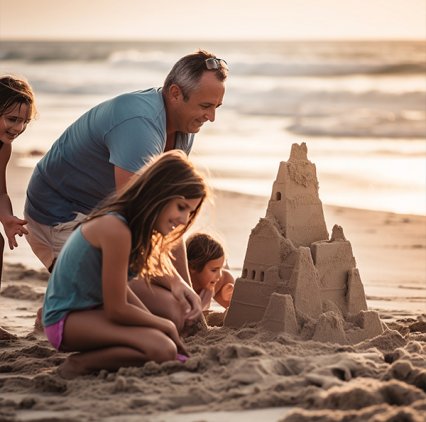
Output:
[169,84,181,101]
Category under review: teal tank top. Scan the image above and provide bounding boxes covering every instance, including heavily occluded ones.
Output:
[42,213,128,326]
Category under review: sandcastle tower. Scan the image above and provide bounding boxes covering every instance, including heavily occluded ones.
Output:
[224,143,383,344]
[265,142,328,247]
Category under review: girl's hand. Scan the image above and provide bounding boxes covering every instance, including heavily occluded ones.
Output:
[220,283,234,302]
[3,216,28,249]
[214,269,235,308]
[158,317,189,356]
[170,279,202,323]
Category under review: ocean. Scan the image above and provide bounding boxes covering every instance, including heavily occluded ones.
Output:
[1,39,425,216]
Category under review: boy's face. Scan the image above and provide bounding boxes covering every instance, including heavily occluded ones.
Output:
[191,255,225,292]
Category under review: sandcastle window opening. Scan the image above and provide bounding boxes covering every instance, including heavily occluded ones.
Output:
[275,192,282,201]
[251,270,255,279]
[242,268,247,278]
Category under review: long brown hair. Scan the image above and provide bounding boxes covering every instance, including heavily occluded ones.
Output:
[87,150,208,279]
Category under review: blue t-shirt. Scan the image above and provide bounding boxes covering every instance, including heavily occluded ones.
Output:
[42,213,128,326]
[25,88,194,225]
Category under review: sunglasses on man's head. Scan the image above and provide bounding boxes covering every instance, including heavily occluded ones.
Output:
[205,57,228,70]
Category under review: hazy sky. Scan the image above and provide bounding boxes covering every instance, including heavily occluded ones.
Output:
[1,0,425,40]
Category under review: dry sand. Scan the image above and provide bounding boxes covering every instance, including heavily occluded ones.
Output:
[0,157,425,421]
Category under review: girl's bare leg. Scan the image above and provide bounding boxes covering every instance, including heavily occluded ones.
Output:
[58,308,178,378]
[128,279,185,332]
[58,346,158,379]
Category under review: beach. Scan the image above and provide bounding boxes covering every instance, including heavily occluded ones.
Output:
[1,39,425,421]
[1,158,425,421]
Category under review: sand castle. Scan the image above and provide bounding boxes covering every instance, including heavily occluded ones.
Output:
[224,143,384,344]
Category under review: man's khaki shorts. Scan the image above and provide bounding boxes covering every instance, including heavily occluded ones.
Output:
[24,211,86,271]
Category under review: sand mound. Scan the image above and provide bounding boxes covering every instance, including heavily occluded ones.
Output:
[0,317,425,421]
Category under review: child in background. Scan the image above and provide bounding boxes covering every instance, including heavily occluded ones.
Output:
[186,233,234,311]
[0,76,36,340]
[42,150,207,378]
[0,76,36,280]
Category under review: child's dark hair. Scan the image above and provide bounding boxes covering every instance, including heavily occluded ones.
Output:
[0,75,36,118]
[186,233,224,273]
[87,150,208,279]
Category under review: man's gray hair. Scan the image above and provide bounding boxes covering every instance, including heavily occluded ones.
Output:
[163,50,228,100]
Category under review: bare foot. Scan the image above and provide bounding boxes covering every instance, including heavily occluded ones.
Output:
[0,326,17,340]
[56,355,91,380]
[34,307,43,332]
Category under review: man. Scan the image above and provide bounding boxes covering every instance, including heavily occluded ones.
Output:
[25,50,228,328]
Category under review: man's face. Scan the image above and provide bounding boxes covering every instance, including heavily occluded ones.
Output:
[172,71,225,134]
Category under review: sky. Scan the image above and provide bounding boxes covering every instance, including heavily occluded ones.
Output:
[0,0,425,41]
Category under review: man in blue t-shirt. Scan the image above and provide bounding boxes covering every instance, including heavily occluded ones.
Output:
[25,50,228,328]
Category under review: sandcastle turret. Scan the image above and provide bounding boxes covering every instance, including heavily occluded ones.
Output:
[224,142,383,345]
[266,143,329,247]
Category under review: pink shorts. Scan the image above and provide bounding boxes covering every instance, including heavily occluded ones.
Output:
[44,316,67,351]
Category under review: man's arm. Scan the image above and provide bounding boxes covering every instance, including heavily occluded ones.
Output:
[114,166,135,191]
